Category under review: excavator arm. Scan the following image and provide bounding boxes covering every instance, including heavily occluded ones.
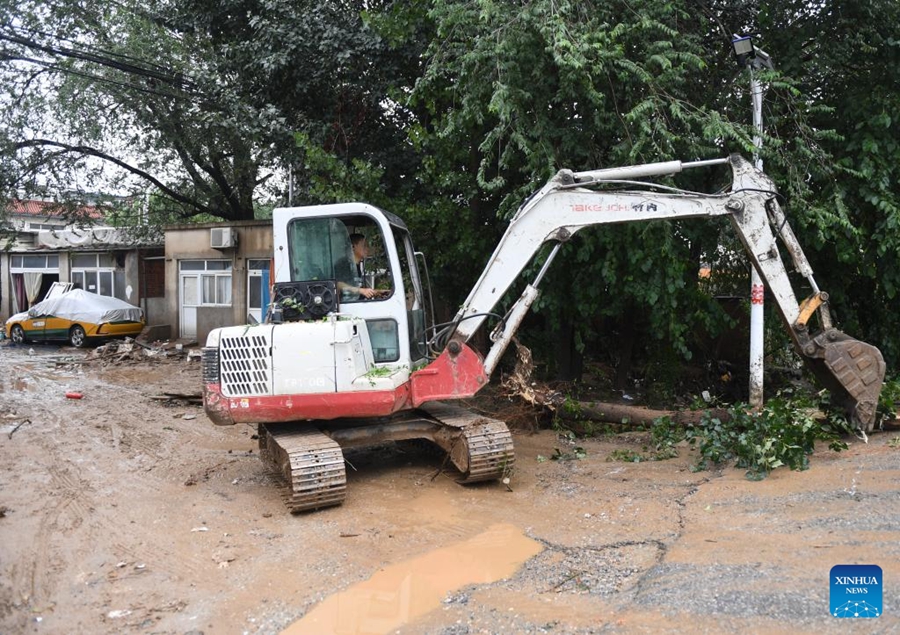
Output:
[441,154,885,430]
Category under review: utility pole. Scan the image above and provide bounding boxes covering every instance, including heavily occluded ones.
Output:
[288,163,294,206]
[732,35,773,408]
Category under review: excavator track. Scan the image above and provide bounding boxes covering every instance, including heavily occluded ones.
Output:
[420,402,515,483]
[453,419,517,483]
[258,424,346,513]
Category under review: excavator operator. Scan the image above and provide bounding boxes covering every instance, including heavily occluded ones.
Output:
[336,233,387,300]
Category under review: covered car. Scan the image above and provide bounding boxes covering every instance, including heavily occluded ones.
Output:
[5,289,144,348]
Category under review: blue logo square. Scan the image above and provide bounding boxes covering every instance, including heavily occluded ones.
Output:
[830,564,883,618]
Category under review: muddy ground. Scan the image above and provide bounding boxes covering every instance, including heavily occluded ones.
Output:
[0,342,897,635]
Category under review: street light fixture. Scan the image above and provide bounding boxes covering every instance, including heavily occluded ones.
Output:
[732,34,773,70]
[732,35,756,66]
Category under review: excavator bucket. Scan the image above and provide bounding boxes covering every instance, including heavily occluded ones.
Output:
[796,328,886,431]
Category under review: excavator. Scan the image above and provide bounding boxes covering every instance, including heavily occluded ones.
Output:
[201,154,885,512]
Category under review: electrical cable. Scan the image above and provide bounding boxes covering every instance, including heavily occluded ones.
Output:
[4,23,190,80]
[729,186,785,205]
[0,53,198,102]
[0,27,197,90]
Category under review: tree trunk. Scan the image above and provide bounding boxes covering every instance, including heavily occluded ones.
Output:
[558,401,731,427]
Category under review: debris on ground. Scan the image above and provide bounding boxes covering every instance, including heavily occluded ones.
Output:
[150,392,203,406]
[499,339,735,429]
[500,338,562,409]
[7,419,31,439]
[85,338,201,365]
[555,401,733,427]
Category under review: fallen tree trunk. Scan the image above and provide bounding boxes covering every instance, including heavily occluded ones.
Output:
[557,401,732,427]
[501,340,731,427]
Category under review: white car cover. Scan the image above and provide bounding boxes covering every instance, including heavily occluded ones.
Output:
[26,289,143,324]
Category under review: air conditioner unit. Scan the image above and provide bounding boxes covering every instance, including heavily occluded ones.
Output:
[210,227,236,249]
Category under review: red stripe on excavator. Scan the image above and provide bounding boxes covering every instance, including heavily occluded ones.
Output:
[202,343,487,424]
[409,344,487,407]
[213,385,412,423]
[202,383,235,426]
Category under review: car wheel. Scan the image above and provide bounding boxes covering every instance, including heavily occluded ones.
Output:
[69,325,87,348]
[10,325,26,344]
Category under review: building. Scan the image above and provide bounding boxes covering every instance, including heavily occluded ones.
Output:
[162,220,273,343]
[2,200,275,344]
[0,199,165,324]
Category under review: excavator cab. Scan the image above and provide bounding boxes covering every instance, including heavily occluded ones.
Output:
[203,203,438,426]
[272,204,432,366]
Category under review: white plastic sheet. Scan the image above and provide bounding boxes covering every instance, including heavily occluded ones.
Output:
[36,226,129,248]
[27,289,143,324]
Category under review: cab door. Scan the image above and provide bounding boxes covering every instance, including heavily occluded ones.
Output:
[20,312,48,341]
[42,314,75,341]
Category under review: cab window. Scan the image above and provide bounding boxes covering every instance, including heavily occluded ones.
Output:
[287,216,394,304]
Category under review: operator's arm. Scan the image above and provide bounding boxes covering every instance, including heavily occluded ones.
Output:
[336,281,386,300]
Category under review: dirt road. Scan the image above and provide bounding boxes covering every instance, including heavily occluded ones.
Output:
[0,342,897,634]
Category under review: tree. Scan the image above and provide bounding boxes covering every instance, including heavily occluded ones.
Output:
[0,0,284,222]
[404,0,771,383]
[1,0,895,380]
[756,0,900,365]
[0,0,422,224]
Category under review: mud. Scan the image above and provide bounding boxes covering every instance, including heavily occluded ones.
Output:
[285,524,542,635]
[0,342,897,635]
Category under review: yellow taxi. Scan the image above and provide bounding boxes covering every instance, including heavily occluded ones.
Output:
[5,289,145,348]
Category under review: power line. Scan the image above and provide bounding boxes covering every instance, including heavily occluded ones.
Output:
[7,22,189,79]
[0,26,198,92]
[0,51,200,102]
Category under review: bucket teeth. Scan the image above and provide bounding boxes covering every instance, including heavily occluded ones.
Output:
[259,425,346,513]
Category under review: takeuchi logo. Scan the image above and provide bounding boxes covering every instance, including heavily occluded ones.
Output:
[570,202,662,213]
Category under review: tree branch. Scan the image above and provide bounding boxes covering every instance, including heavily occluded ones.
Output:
[14,138,214,216]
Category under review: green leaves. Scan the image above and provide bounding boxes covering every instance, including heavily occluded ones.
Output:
[678,398,852,480]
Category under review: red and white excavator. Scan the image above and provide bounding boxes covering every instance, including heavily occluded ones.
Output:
[201,154,885,512]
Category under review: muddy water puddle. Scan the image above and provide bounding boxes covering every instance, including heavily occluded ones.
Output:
[1,371,56,394]
[282,523,542,635]
[2,367,71,394]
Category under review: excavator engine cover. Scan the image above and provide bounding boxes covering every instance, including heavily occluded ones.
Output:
[796,328,886,431]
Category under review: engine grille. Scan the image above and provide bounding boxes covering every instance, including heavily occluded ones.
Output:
[219,333,272,397]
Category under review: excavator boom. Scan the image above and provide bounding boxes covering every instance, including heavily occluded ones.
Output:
[449,154,885,429]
